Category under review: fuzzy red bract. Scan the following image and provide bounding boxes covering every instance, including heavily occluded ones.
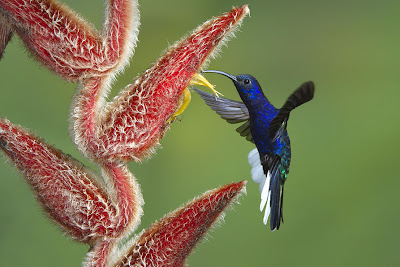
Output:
[0,118,123,243]
[1,0,103,79]
[0,0,139,80]
[115,181,247,267]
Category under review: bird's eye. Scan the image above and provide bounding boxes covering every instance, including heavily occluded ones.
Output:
[243,79,251,85]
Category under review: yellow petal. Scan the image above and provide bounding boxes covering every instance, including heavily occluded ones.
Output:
[167,88,192,123]
[190,73,223,98]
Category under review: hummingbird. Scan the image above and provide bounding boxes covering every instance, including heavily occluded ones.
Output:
[194,70,314,230]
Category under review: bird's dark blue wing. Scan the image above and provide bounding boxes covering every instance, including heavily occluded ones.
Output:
[194,88,253,142]
[268,81,315,140]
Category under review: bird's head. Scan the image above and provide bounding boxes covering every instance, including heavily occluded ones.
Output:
[202,70,265,103]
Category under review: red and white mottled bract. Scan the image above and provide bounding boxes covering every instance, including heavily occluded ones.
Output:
[85,239,115,267]
[84,5,250,162]
[113,181,247,267]
[0,0,139,80]
[101,161,143,240]
[0,118,143,244]
[72,76,109,157]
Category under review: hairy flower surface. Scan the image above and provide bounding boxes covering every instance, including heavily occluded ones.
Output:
[0,0,140,80]
[0,118,143,244]
[85,181,247,267]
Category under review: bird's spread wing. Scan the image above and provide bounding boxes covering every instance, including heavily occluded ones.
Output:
[268,81,315,140]
[248,148,284,231]
[194,88,253,143]
[194,88,249,122]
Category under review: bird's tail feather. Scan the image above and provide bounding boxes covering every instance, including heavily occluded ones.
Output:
[270,173,284,231]
[249,149,285,231]
[264,154,284,231]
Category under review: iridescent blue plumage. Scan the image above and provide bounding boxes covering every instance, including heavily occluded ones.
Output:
[195,70,314,231]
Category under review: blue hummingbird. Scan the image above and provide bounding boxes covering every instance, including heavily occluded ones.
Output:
[195,70,314,230]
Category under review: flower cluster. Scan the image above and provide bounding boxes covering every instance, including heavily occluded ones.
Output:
[0,1,249,266]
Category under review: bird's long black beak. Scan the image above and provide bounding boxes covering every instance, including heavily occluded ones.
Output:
[202,70,237,82]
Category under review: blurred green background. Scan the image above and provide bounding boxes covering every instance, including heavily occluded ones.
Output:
[0,0,399,266]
